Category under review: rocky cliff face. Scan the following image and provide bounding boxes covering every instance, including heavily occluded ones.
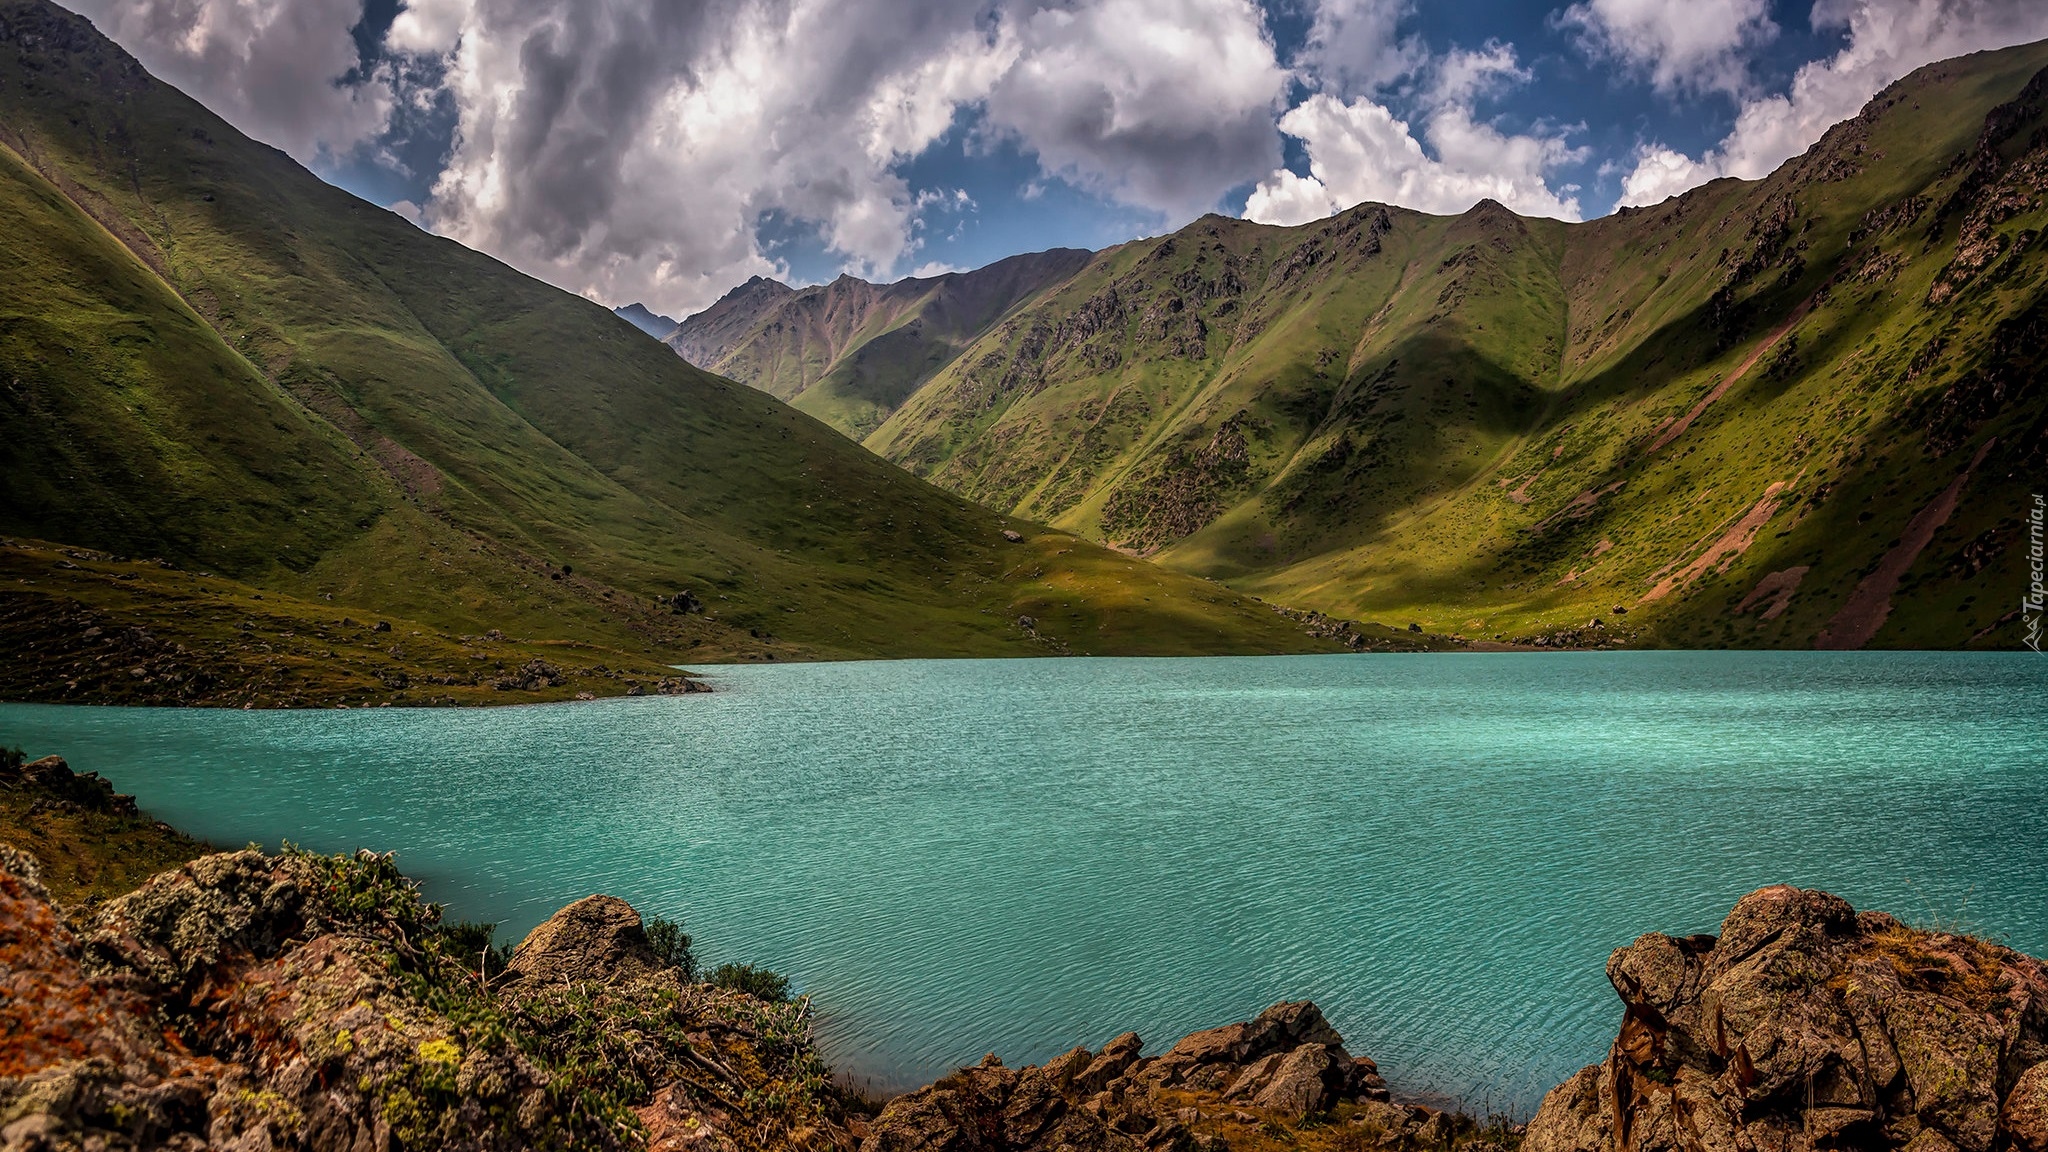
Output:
[1525,884,2048,1152]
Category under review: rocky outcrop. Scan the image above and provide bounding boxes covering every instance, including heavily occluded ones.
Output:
[0,753,137,815]
[1,844,847,1152]
[859,1001,1405,1152]
[1525,884,2048,1152]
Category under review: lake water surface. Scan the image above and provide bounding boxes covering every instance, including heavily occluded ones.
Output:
[4,651,2045,1113]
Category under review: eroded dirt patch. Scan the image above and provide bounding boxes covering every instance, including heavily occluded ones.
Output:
[1735,565,1811,621]
[1642,481,1795,603]
[1816,437,1996,649]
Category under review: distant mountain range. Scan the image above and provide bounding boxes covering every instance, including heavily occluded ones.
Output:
[0,0,1333,701]
[614,302,678,340]
[676,40,2048,649]
[670,250,1093,439]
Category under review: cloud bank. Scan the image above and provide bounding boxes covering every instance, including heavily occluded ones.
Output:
[1617,0,2048,205]
[67,0,2048,313]
[377,0,1294,312]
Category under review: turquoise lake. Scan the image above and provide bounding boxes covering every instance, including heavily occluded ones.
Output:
[5,651,2046,1113]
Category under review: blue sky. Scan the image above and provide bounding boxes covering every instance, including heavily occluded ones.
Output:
[73,0,2048,314]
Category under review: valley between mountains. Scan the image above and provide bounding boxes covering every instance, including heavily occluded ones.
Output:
[673,40,2048,652]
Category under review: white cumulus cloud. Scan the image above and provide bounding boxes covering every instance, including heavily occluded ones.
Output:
[392,0,1291,314]
[1296,0,1425,97]
[78,0,1296,316]
[69,0,394,162]
[1557,0,1777,95]
[1245,45,1587,226]
[1616,0,2048,206]
[982,0,1289,218]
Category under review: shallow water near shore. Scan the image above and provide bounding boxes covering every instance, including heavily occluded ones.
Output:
[4,651,2045,1112]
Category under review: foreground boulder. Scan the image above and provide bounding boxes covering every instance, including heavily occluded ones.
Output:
[1526,884,2048,1152]
[500,892,660,985]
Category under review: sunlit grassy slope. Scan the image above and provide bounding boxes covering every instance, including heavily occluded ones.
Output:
[0,0,1333,682]
[690,42,2048,649]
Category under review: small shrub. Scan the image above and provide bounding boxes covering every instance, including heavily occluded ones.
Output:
[645,916,697,982]
[710,962,790,1002]
[0,746,22,772]
[438,919,514,980]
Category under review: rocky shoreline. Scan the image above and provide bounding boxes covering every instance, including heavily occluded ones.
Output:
[6,757,2047,1152]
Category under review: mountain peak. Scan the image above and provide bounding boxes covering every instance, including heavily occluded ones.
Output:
[613,302,679,340]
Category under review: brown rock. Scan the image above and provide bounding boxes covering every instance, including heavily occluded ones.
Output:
[503,893,659,986]
[1,754,140,815]
[1242,1001,1344,1053]
[1249,1044,1331,1121]
[1074,1032,1145,1095]
[1162,1022,1247,1065]
[639,1081,742,1152]
[867,1000,1399,1152]
[1221,1051,1281,1100]
[2005,1063,2048,1152]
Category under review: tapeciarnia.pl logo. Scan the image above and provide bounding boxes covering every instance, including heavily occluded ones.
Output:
[2028,493,2044,652]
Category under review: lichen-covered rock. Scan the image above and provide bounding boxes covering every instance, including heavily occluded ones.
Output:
[0,841,217,1150]
[2,843,852,1152]
[1526,884,2048,1152]
[84,849,322,996]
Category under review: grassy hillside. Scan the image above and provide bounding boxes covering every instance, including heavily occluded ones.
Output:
[671,250,1092,438]
[722,41,2048,650]
[0,0,1334,692]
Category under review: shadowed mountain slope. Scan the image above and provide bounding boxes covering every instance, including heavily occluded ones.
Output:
[0,0,1332,690]
[692,41,2048,649]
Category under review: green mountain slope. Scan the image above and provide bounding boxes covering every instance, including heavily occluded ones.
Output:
[747,41,2048,650]
[0,0,1332,681]
[671,249,1093,438]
